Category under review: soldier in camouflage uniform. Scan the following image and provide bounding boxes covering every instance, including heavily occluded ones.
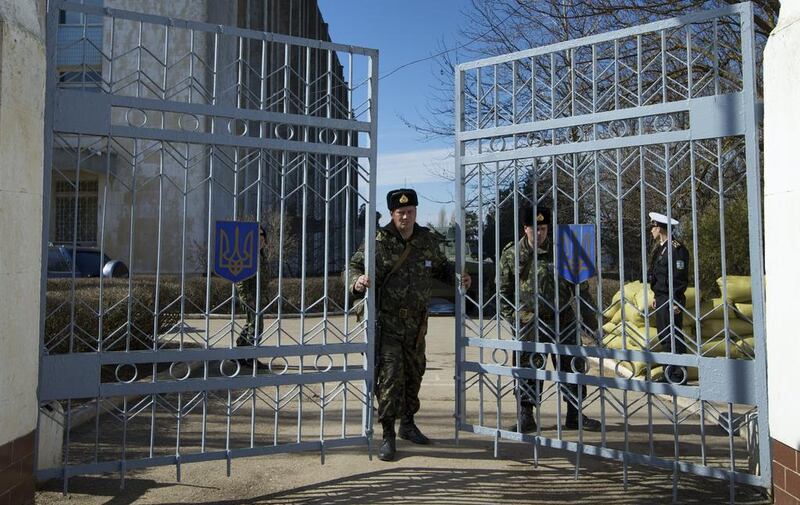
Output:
[236,224,269,371]
[499,205,600,433]
[349,188,471,461]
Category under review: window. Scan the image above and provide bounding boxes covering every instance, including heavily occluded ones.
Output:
[57,0,104,91]
[54,180,98,245]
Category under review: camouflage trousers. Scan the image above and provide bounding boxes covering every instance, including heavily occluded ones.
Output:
[236,309,264,347]
[376,328,426,423]
[516,325,586,416]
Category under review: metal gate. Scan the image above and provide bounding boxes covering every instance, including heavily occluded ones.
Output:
[37,1,378,489]
[454,3,768,500]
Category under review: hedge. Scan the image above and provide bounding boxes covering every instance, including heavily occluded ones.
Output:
[45,276,348,354]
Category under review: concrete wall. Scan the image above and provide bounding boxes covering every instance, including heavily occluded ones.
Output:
[0,0,46,503]
[100,0,211,274]
[764,1,800,502]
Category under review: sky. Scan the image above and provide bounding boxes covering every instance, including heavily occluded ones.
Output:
[318,0,470,227]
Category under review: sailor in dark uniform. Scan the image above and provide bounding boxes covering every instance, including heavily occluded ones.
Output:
[647,212,690,384]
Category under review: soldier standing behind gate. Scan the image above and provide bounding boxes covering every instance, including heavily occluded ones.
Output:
[499,205,601,433]
[235,223,269,371]
[647,212,690,384]
[348,188,471,461]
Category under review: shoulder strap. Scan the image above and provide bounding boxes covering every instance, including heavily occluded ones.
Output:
[379,242,413,294]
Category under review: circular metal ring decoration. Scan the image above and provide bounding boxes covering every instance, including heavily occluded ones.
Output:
[219,359,241,378]
[169,361,192,381]
[608,119,628,138]
[614,360,633,378]
[570,356,588,374]
[274,124,295,140]
[491,348,509,366]
[268,356,289,375]
[526,132,542,148]
[489,136,506,152]
[653,114,675,133]
[318,128,339,145]
[227,118,248,137]
[114,363,138,384]
[178,113,200,132]
[313,354,334,373]
[566,125,584,143]
[530,353,547,370]
[125,108,148,128]
[664,364,688,385]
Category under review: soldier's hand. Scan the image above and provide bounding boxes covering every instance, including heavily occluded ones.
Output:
[650,298,656,310]
[354,275,370,293]
[460,272,472,290]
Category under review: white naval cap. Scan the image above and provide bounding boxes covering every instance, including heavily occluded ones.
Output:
[648,211,679,227]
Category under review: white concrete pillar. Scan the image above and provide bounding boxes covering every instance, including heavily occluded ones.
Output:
[0,0,46,503]
[764,1,800,501]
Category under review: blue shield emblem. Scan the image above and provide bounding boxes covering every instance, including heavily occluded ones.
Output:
[214,221,259,282]
[557,224,597,284]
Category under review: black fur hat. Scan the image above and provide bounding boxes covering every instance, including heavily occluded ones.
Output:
[387,188,418,211]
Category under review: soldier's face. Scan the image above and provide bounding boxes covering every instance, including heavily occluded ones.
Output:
[536,224,548,247]
[650,224,662,241]
[523,224,548,248]
[392,205,417,232]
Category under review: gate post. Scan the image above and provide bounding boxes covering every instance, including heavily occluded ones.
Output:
[764,3,800,502]
[0,1,46,504]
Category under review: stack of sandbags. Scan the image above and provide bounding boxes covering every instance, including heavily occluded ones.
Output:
[696,276,754,358]
[601,278,756,377]
[602,281,695,349]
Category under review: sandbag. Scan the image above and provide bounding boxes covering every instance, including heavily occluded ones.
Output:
[716,276,752,303]
[735,303,753,320]
[612,281,642,305]
[700,318,753,339]
[618,360,658,378]
[684,287,697,309]
[694,298,733,320]
[633,284,655,312]
[602,321,618,334]
[603,325,660,351]
[610,301,642,325]
[603,302,620,321]
[700,336,754,359]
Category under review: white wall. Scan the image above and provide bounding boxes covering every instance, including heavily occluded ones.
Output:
[92,0,212,274]
[0,0,45,445]
[764,1,800,450]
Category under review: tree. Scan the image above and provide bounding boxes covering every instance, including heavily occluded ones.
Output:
[408,0,777,140]
[413,0,775,281]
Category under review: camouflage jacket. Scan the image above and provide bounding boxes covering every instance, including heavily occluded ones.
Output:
[348,222,455,333]
[498,236,598,340]
[236,251,270,310]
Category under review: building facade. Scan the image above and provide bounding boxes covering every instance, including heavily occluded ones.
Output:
[51,0,359,277]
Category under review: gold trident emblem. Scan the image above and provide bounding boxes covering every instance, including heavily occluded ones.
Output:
[218,226,255,277]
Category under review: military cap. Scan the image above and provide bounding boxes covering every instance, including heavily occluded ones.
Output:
[648,211,679,229]
[522,205,551,227]
[387,188,418,211]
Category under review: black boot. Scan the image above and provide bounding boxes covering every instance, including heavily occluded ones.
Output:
[399,415,431,445]
[507,405,537,433]
[565,411,602,432]
[378,420,396,461]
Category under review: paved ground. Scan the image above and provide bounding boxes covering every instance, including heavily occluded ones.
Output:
[36,317,771,504]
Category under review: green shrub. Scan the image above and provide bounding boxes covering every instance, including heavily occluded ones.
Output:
[44,276,348,354]
[686,196,752,298]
